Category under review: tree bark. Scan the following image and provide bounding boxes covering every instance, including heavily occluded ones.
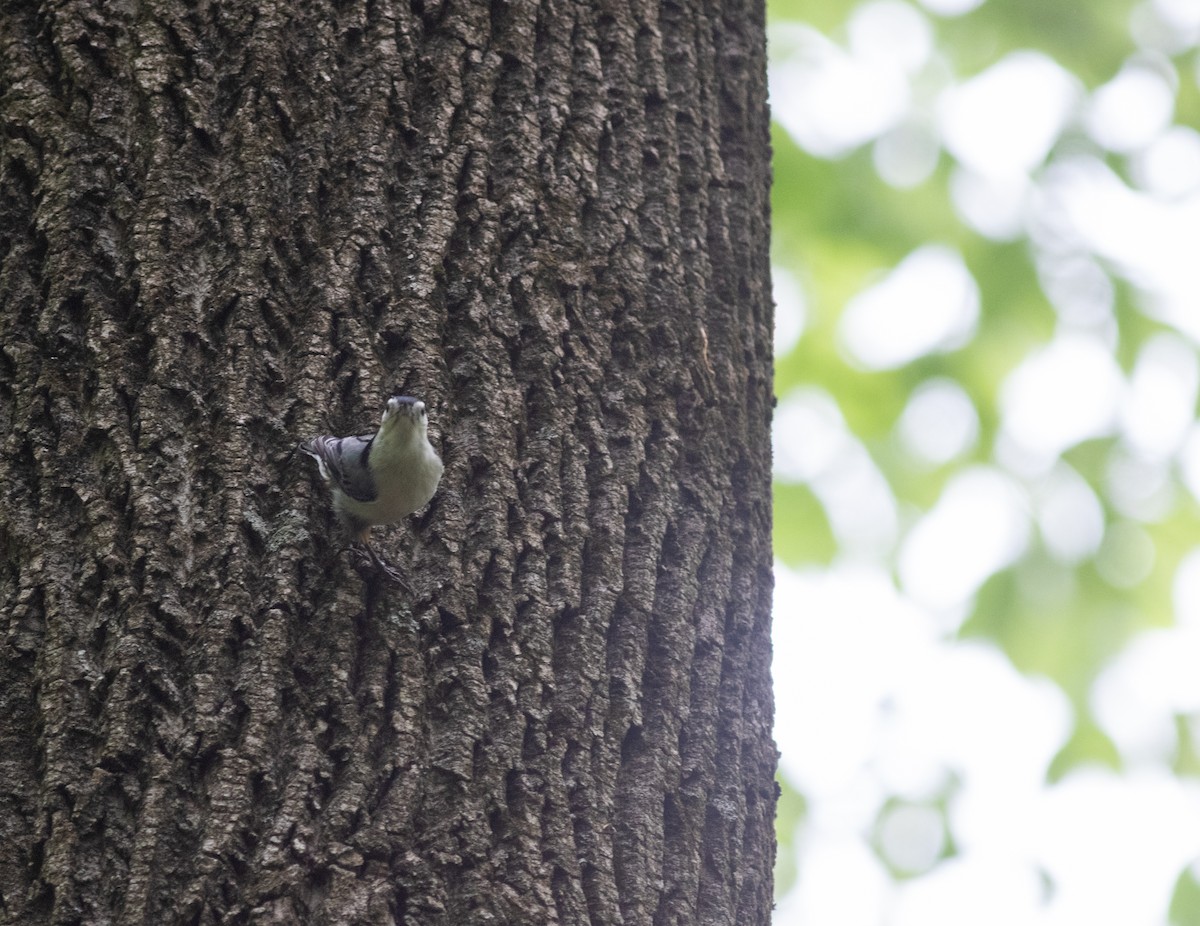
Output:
[0,0,775,923]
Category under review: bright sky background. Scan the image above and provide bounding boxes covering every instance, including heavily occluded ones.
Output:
[769,1,1200,923]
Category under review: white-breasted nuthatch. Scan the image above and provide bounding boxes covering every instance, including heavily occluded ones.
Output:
[301,395,443,581]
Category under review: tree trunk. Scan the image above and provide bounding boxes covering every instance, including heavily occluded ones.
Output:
[0,0,775,922]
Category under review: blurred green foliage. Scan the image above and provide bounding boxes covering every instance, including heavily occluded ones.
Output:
[770,0,1200,911]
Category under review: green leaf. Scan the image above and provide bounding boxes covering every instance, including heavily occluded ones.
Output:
[774,481,837,566]
[1169,863,1200,926]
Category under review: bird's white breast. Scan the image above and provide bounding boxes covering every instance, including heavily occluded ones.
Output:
[336,432,443,527]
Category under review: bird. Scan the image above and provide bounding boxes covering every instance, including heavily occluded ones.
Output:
[300,395,443,585]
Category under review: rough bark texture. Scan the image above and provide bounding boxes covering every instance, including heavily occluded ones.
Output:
[0,0,775,923]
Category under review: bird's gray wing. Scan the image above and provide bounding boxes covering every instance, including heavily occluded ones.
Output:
[299,434,378,502]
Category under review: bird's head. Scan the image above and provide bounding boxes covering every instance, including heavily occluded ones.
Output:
[380,395,428,437]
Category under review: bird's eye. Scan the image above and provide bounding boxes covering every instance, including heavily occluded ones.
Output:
[420,408,427,417]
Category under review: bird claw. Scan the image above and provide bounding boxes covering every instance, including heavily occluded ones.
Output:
[350,544,411,591]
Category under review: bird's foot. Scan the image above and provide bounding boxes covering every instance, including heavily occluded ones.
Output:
[350,543,411,591]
